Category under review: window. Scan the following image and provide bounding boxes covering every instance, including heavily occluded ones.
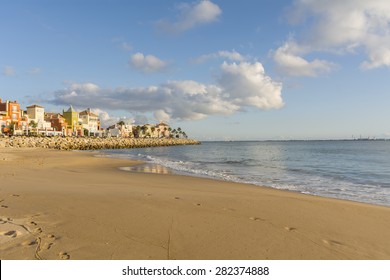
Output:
[12,106,17,112]
[12,113,17,120]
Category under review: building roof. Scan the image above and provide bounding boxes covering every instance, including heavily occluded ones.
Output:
[45,112,65,119]
[65,105,77,113]
[26,104,44,108]
[79,110,99,117]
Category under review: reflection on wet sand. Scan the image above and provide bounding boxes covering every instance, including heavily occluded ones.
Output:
[119,164,172,174]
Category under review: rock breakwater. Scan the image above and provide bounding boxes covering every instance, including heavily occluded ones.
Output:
[0,136,201,150]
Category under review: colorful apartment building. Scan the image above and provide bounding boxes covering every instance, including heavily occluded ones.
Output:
[79,108,101,136]
[26,104,51,130]
[45,113,68,135]
[0,98,22,134]
[156,122,171,138]
[62,105,83,136]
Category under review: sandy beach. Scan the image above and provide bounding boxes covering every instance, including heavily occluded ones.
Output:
[1,147,390,260]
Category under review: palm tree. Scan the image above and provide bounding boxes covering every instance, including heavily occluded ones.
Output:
[29,120,38,136]
[133,125,141,138]
[141,125,148,138]
[8,121,16,136]
[163,127,168,138]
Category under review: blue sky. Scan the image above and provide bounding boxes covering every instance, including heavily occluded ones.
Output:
[1,0,390,140]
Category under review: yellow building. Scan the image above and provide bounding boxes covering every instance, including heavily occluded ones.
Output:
[63,105,83,136]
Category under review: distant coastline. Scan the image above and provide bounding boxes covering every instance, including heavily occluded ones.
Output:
[202,138,390,142]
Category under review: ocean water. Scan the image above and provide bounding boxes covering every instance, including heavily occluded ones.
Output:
[102,141,390,207]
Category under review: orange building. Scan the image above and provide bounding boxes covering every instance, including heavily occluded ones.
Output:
[0,98,22,134]
[45,113,68,135]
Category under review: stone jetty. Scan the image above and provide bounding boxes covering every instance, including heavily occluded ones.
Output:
[0,136,201,150]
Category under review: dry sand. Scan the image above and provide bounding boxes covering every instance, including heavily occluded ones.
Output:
[1,148,390,260]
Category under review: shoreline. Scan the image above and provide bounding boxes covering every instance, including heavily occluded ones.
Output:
[1,148,390,260]
[118,161,389,209]
[99,148,390,209]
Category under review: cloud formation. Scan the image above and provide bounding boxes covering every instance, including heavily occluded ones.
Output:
[157,0,222,33]
[50,61,283,121]
[272,42,335,77]
[193,50,246,64]
[129,52,167,73]
[274,0,390,75]
[84,108,136,128]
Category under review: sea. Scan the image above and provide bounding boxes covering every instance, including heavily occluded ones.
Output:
[102,140,390,207]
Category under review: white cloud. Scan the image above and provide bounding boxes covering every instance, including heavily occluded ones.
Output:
[154,109,171,123]
[89,108,135,128]
[129,52,167,73]
[218,62,284,109]
[91,108,118,128]
[274,0,390,75]
[217,51,246,62]
[194,50,246,63]
[2,66,15,76]
[360,37,390,69]
[70,82,100,93]
[50,61,283,121]
[157,0,222,33]
[272,42,335,77]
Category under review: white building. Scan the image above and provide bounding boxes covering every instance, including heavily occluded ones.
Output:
[156,122,170,138]
[79,108,101,136]
[26,104,52,130]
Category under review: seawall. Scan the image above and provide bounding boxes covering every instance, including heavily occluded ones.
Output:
[0,136,201,150]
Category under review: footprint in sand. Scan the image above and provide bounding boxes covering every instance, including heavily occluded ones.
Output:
[1,230,20,238]
[0,205,8,208]
[29,221,38,226]
[0,217,13,223]
[21,239,38,246]
[42,242,54,250]
[59,252,70,260]
[144,193,152,197]
[284,226,297,231]
[194,203,201,206]
[322,239,343,246]
[174,197,180,200]
[11,194,20,197]
[249,217,265,222]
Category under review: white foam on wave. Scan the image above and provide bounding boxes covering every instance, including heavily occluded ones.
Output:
[105,150,390,207]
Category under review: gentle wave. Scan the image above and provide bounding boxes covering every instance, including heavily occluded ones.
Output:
[102,141,390,207]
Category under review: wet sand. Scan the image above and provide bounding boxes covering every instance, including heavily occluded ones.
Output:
[1,148,390,259]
